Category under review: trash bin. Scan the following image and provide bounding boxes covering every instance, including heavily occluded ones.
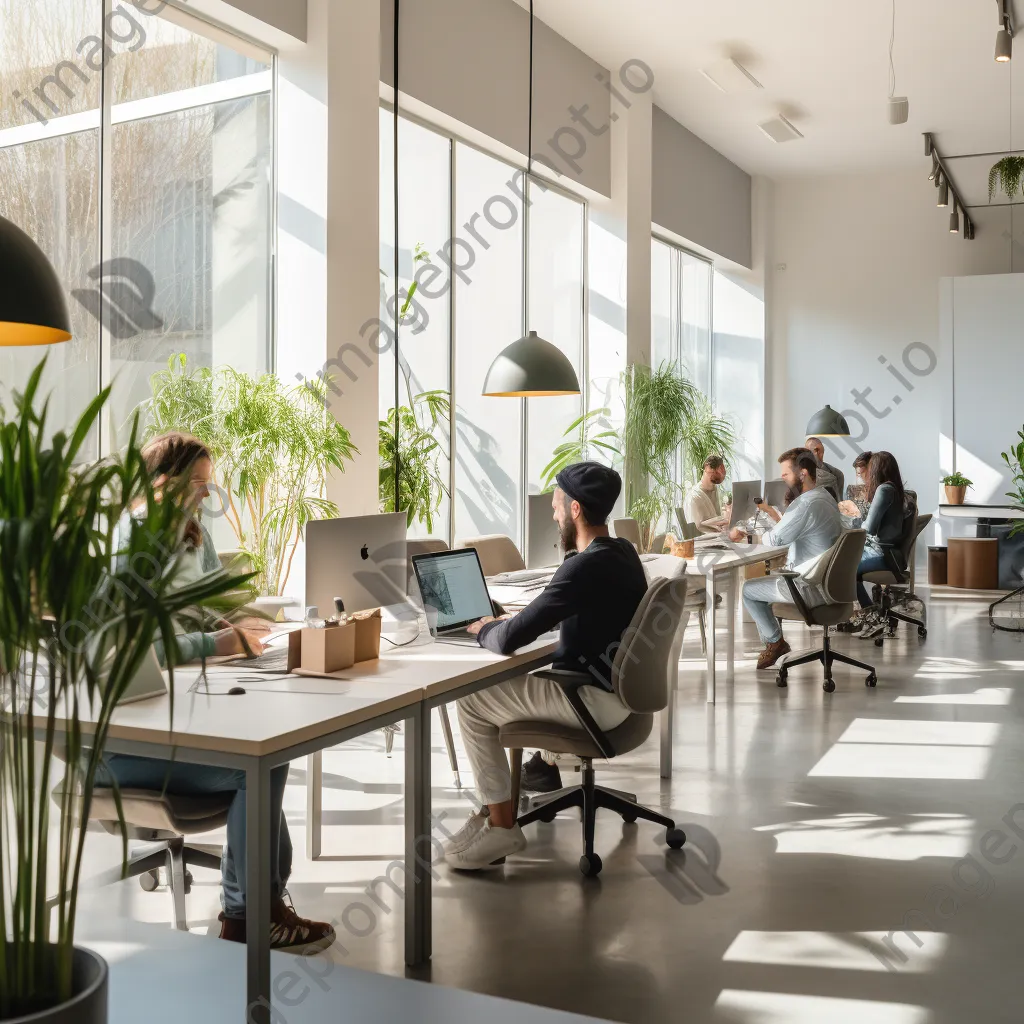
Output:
[928,545,948,586]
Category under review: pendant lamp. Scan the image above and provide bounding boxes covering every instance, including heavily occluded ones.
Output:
[805,405,851,438]
[480,0,580,399]
[0,215,71,346]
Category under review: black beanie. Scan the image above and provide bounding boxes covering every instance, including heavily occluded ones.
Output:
[555,461,622,525]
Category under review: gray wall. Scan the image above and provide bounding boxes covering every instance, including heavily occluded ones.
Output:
[381,0,612,198]
[185,0,307,42]
[652,105,751,268]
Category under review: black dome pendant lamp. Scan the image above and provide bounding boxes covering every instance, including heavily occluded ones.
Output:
[0,215,72,346]
[481,0,581,399]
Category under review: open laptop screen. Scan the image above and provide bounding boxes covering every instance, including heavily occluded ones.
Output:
[412,549,493,632]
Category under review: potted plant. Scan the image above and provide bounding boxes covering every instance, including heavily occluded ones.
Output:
[1001,428,1024,532]
[942,471,973,505]
[144,355,357,599]
[989,156,1024,202]
[0,362,252,1023]
[628,493,668,554]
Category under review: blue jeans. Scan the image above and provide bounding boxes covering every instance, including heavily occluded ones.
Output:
[96,755,291,919]
[857,552,889,608]
[741,576,792,644]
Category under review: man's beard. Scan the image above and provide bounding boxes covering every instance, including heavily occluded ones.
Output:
[559,517,578,554]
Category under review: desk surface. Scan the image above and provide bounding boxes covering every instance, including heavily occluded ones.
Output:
[940,503,1024,519]
[81,919,610,1024]
[56,636,558,758]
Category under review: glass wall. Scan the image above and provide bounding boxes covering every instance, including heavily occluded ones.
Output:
[0,0,273,450]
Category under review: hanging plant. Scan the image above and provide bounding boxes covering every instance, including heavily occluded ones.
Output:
[988,155,1024,202]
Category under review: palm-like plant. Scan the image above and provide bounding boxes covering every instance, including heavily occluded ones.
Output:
[144,355,357,596]
[1002,428,1024,537]
[679,394,737,487]
[540,407,621,492]
[379,390,451,531]
[0,361,253,1019]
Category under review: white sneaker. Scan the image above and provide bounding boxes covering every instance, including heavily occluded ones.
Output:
[445,822,527,871]
[441,810,489,856]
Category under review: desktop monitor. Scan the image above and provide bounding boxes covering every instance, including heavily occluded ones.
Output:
[527,492,562,569]
[764,479,789,511]
[305,512,407,616]
[728,480,762,528]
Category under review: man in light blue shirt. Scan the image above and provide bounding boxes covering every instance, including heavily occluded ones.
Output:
[730,448,843,669]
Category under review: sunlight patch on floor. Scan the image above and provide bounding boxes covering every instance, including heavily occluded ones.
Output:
[723,930,949,972]
[714,990,929,1023]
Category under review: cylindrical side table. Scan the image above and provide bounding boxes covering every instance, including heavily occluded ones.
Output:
[947,537,999,589]
[928,546,948,586]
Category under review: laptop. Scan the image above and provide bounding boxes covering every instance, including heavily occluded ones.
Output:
[117,647,169,705]
[305,512,408,617]
[411,548,496,644]
[526,493,562,569]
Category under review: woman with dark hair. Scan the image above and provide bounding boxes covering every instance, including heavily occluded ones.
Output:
[848,451,907,612]
[98,432,337,953]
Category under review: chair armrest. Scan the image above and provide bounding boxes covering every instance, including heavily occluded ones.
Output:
[768,569,799,578]
[530,668,616,759]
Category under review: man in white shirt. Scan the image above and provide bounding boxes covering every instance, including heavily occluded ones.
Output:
[684,454,729,534]
[730,448,843,669]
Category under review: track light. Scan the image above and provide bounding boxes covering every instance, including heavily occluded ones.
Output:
[997,27,1013,61]
[938,176,949,207]
[950,204,960,234]
[928,153,939,179]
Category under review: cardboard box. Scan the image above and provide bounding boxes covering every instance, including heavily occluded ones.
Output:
[300,622,355,674]
[352,608,382,663]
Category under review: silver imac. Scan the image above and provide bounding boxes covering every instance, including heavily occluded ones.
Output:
[728,480,762,528]
[527,493,562,569]
[305,512,407,616]
[764,479,789,511]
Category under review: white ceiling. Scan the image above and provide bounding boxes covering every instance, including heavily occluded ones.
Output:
[523,0,1024,189]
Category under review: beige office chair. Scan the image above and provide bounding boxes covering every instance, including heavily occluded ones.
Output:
[611,518,642,550]
[456,534,525,576]
[771,529,878,692]
[502,575,689,877]
[861,504,929,647]
[62,787,230,931]
[407,538,462,788]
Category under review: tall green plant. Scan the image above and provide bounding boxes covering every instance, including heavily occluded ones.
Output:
[0,361,252,1018]
[379,390,450,530]
[540,407,621,492]
[1002,428,1024,536]
[680,394,737,487]
[144,355,357,596]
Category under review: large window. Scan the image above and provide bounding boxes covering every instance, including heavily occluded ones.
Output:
[0,1,273,449]
[651,237,711,393]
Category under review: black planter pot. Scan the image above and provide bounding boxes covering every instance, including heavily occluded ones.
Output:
[3,946,107,1024]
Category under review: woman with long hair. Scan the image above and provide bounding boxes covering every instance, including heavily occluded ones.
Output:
[848,450,908,613]
[98,432,336,953]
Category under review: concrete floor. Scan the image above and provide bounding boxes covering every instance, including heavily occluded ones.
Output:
[74,588,1024,1023]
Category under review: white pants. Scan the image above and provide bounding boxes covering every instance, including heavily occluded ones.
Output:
[456,674,630,805]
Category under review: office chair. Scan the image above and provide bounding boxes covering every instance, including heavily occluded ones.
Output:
[455,534,526,576]
[771,529,878,692]
[407,538,462,787]
[611,517,642,549]
[62,787,230,931]
[503,575,689,877]
[861,504,929,647]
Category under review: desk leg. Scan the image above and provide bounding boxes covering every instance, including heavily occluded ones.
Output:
[660,616,684,779]
[246,760,273,1024]
[305,751,322,861]
[405,704,432,966]
[726,569,737,684]
[706,573,717,704]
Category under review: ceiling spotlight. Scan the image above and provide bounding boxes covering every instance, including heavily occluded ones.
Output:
[938,176,949,207]
[996,27,1013,61]
[950,203,960,234]
[928,153,939,180]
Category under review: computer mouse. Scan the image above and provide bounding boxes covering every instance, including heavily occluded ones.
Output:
[228,686,246,696]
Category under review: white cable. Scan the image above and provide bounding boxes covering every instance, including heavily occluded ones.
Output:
[889,0,896,98]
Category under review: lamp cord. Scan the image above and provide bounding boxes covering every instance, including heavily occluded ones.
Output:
[528,0,534,175]
[393,0,401,517]
[888,0,896,98]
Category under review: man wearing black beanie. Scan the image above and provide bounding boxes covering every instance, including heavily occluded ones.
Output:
[442,462,649,871]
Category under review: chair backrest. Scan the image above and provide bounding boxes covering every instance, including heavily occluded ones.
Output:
[611,575,689,714]
[455,534,525,576]
[908,512,931,589]
[813,529,866,606]
[611,518,641,549]
[897,498,919,566]
[407,538,449,558]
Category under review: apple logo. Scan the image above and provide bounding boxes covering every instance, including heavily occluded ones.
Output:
[360,544,369,561]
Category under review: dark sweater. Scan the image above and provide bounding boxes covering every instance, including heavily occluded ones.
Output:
[477,536,648,692]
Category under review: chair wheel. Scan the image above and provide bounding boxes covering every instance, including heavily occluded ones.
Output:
[866,672,877,687]
[183,871,194,895]
[139,869,160,892]
[666,827,686,850]
[776,668,788,688]
[918,626,927,638]
[621,813,637,824]
[823,678,836,693]
[538,808,557,824]
[874,637,884,647]
[579,853,603,877]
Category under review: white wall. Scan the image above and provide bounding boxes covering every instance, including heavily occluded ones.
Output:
[768,168,1011,513]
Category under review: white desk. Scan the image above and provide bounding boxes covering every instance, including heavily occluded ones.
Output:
[939,503,1024,520]
[46,637,557,1024]
[81,918,610,1024]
